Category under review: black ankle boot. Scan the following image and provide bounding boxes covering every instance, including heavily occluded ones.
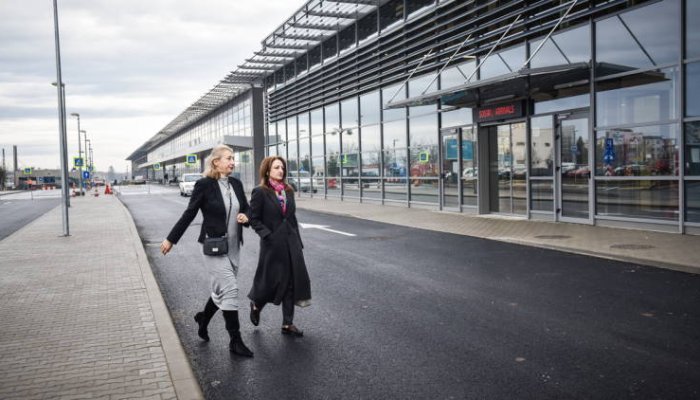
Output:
[223,310,254,358]
[194,298,219,342]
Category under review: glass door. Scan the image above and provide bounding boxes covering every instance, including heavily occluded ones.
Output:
[488,122,527,215]
[440,128,460,210]
[557,113,590,221]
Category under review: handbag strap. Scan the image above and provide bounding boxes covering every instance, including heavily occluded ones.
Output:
[224,181,232,232]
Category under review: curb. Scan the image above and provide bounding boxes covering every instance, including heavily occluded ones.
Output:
[116,196,204,399]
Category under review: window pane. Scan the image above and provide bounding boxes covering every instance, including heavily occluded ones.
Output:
[361,124,381,152]
[686,181,700,222]
[530,180,554,212]
[686,62,700,117]
[322,36,337,61]
[298,112,309,139]
[383,119,406,149]
[287,140,298,172]
[688,0,700,58]
[596,68,678,127]
[358,10,378,43]
[409,73,438,97]
[595,124,679,176]
[409,179,439,204]
[410,146,439,178]
[534,94,590,115]
[596,0,680,75]
[441,61,476,89]
[341,97,359,128]
[325,103,340,133]
[481,44,525,80]
[299,137,310,173]
[596,180,678,221]
[530,24,590,68]
[441,108,472,128]
[326,153,340,178]
[342,127,359,153]
[384,149,407,182]
[685,122,700,175]
[409,113,438,147]
[530,116,554,176]
[383,83,406,122]
[310,108,323,136]
[360,91,380,126]
[379,0,404,32]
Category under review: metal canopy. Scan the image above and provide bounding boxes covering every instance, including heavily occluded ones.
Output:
[145,0,388,154]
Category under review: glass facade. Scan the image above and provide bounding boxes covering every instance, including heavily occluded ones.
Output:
[256,0,696,234]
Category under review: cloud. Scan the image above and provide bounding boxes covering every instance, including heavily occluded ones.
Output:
[0,0,299,172]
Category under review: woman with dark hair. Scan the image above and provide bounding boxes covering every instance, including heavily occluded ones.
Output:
[160,144,254,357]
[248,156,311,337]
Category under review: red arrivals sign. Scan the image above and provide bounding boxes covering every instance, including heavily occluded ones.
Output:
[474,101,524,123]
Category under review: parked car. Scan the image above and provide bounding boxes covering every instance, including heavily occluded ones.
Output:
[179,173,201,196]
[288,171,317,193]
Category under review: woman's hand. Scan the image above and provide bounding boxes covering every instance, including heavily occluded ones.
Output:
[236,213,249,224]
[160,239,173,255]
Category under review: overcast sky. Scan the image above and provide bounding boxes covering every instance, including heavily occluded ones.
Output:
[0,0,301,174]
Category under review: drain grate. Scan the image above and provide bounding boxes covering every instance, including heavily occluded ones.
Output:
[610,243,655,250]
[534,235,572,240]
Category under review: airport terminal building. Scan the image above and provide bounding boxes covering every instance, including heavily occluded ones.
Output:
[128,0,700,235]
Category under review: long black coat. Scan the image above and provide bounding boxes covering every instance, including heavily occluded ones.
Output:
[167,177,249,245]
[247,186,311,306]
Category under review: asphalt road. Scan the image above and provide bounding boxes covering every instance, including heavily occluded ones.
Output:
[120,189,700,400]
[0,195,61,240]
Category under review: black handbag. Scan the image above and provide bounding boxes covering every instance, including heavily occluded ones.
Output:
[203,182,233,256]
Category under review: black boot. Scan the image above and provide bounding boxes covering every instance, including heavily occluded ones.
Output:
[223,310,253,358]
[194,298,218,342]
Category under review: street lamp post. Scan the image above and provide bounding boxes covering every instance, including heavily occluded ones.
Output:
[70,113,83,194]
[52,0,69,236]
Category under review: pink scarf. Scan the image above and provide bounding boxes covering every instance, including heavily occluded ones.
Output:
[269,179,287,215]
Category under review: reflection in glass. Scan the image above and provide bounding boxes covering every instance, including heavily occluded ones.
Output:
[341,97,359,128]
[360,91,380,126]
[596,68,678,127]
[441,60,476,89]
[409,179,439,204]
[534,94,589,115]
[361,125,381,152]
[287,117,297,142]
[595,0,679,75]
[442,130,460,208]
[342,127,359,153]
[441,108,472,128]
[311,156,324,193]
[311,108,323,135]
[384,179,407,202]
[529,24,590,68]
[409,73,438,97]
[326,177,341,197]
[311,135,324,159]
[596,180,679,221]
[688,0,700,58]
[409,146,439,179]
[325,103,340,133]
[530,180,554,212]
[409,113,437,147]
[384,119,407,149]
[461,127,477,208]
[481,44,525,80]
[595,124,678,176]
[299,137,310,173]
[530,116,554,176]
[686,182,700,223]
[560,117,589,219]
[383,83,406,122]
[298,113,309,139]
[686,62,700,117]
[383,149,408,184]
[685,122,700,176]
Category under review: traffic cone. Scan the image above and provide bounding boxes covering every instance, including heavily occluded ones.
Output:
[94,187,99,197]
[105,184,112,195]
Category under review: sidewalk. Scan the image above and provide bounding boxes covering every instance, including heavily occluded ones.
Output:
[0,195,202,400]
[295,197,700,275]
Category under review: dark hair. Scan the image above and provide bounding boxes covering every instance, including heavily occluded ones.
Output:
[258,156,293,192]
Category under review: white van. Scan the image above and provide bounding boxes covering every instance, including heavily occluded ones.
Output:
[179,173,201,196]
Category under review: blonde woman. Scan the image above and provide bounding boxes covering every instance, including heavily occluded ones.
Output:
[160,144,253,357]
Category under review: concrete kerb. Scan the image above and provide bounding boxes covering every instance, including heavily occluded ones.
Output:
[115,196,204,400]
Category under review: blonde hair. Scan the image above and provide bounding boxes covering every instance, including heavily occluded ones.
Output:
[203,144,234,179]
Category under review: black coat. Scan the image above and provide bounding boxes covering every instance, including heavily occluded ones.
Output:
[167,176,249,245]
[247,186,311,306]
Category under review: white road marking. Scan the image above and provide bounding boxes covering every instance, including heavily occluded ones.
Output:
[299,223,356,237]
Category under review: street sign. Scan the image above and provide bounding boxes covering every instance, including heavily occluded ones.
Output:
[418,151,430,164]
[23,167,32,175]
[185,154,198,166]
[83,171,90,179]
[74,157,84,168]
[153,163,161,171]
